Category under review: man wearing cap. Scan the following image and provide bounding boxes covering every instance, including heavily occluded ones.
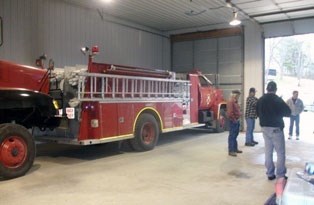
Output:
[256,81,291,180]
[227,90,242,157]
[245,87,258,146]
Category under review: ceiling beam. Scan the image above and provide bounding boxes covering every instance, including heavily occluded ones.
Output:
[170,27,242,42]
[260,16,314,25]
[251,7,314,18]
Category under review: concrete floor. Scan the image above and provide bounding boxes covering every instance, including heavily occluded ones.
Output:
[1,112,314,205]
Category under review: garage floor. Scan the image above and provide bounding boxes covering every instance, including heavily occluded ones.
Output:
[1,119,313,205]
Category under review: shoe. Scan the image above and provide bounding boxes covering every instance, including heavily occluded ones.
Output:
[288,136,292,140]
[245,142,255,147]
[296,136,299,140]
[252,141,258,145]
[236,150,243,153]
[268,175,276,180]
[228,152,237,157]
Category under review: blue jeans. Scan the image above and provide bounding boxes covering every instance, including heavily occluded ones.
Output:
[289,115,300,136]
[261,127,286,178]
[228,120,240,153]
[245,118,255,143]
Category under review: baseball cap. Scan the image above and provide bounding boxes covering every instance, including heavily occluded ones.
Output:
[232,90,241,94]
[266,81,277,92]
[249,87,256,93]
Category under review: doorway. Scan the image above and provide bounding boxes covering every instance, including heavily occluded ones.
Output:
[264,33,314,141]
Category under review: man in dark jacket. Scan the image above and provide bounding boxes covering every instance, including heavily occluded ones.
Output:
[256,81,291,180]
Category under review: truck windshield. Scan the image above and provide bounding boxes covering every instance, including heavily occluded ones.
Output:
[0,17,2,46]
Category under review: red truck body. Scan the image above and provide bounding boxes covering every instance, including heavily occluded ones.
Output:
[0,46,226,179]
[0,60,50,93]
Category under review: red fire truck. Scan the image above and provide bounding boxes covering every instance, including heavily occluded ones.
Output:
[0,46,226,179]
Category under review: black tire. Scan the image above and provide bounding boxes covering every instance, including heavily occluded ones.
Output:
[215,108,227,133]
[129,113,159,151]
[0,123,35,179]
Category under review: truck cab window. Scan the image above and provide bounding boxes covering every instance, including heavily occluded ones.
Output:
[199,76,208,86]
[199,76,213,87]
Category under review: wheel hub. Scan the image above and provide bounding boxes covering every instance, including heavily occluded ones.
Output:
[11,148,19,157]
[142,122,155,144]
[0,136,27,168]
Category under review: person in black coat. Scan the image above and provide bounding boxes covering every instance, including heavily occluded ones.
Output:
[256,81,291,180]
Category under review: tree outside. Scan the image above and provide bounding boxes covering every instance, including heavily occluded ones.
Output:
[265,33,314,139]
[265,33,314,104]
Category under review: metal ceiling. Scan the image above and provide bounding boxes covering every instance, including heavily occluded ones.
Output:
[64,0,314,32]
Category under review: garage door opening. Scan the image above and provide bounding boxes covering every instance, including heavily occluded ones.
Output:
[265,33,314,142]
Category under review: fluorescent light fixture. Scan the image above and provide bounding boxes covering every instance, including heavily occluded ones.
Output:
[102,0,112,3]
[229,11,241,26]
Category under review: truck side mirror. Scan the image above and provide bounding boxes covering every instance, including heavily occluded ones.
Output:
[0,17,3,46]
[80,47,89,55]
[35,54,47,68]
[48,59,54,71]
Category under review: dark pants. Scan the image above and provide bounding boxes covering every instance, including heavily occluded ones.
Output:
[228,120,240,153]
[289,114,300,136]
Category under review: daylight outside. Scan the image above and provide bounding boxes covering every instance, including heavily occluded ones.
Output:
[265,34,314,141]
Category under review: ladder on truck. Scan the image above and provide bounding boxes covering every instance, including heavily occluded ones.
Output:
[77,72,191,103]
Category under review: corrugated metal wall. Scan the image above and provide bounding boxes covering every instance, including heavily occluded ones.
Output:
[172,35,244,100]
[0,0,170,70]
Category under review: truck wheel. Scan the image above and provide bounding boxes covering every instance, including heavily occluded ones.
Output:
[215,109,227,133]
[0,123,35,179]
[129,113,159,151]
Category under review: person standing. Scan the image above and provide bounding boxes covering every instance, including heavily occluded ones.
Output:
[227,90,242,157]
[245,87,258,146]
[286,91,304,140]
[256,81,291,180]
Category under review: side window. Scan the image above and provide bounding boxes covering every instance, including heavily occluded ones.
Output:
[198,76,208,87]
[0,17,2,46]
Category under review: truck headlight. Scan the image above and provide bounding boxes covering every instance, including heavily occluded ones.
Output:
[53,100,59,109]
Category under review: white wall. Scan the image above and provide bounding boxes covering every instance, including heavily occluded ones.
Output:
[0,0,170,70]
[243,20,264,131]
[243,21,264,100]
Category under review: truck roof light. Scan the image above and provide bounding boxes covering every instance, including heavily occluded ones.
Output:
[92,46,99,55]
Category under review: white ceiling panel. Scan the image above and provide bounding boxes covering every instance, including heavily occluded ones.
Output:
[243,6,284,14]
[255,14,290,23]
[63,0,314,31]
[278,1,314,8]
[288,9,314,17]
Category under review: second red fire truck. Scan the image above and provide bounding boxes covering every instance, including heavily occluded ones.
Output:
[0,46,226,179]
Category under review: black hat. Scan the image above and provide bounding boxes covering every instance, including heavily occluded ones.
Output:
[249,87,256,93]
[266,81,277,92]
[232,90,241,94]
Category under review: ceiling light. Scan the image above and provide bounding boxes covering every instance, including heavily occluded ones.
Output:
[225,0,232,8]
[102,0,112,3]
[229,11,241,26]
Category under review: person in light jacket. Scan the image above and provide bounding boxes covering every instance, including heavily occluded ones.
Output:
[286,90,304,140]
